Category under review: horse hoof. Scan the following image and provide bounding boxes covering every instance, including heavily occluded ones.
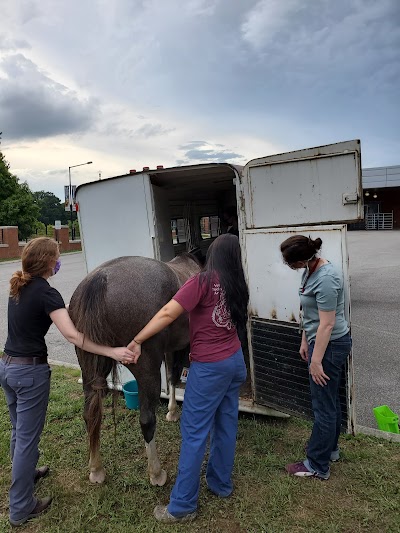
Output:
[150,469,167,487]
[166,410,180,422]
[89,469,106,484]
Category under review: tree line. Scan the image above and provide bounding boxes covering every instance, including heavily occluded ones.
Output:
[0,149,70,240]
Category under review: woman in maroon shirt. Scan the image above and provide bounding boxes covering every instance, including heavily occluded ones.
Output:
[129,234,249,523]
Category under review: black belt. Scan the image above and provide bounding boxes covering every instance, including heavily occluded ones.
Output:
[2,354,48,365]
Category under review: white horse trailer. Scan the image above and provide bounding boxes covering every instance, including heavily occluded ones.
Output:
[76,140,362,428]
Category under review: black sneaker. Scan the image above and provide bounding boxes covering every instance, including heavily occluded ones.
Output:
[34,465,50,485]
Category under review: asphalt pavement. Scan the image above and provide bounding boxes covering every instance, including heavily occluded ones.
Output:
[346,231,400,428]
[0,232,399,428]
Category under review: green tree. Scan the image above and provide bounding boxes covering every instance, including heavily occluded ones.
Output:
[0,151,40,240]
[33,190,68,233]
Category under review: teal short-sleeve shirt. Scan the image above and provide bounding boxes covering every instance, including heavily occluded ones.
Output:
[299,262,349,342]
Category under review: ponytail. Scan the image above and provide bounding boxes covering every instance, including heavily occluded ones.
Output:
[10,270,32,300]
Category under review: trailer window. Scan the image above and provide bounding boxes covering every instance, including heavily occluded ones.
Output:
[200,216,220,240]
[171,218,187,244]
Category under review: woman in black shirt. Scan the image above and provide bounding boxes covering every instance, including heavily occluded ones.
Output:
[0,237,135,527]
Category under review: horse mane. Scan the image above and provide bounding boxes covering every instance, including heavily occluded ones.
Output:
[169,251,202,267]
[166,252,202,286]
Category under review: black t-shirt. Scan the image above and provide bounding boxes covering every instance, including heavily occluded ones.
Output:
[4,277,65,358]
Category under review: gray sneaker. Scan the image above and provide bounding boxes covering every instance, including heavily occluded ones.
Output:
[154,505,197,523]
[10,497,52,527]
[330,448,340,462]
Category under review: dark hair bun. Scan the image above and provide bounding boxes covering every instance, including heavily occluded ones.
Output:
[313,237,322,251]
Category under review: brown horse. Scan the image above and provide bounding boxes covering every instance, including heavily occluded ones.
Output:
[68,253,201,485]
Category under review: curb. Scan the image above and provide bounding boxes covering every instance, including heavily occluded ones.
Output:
[356,424,400,443]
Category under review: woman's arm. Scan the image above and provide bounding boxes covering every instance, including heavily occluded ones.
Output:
[127,299,185,361]
[299,331,309,361]
[309,309,336,386]
[50,308,135,364]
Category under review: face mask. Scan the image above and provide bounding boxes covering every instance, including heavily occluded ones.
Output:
[52,259,61,276]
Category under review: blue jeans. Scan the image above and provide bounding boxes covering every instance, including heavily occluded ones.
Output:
[0,360,51,521]
[305,333,352,478]
[168,348,247,517]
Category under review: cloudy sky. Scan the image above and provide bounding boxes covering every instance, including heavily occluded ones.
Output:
[0,0,399,201]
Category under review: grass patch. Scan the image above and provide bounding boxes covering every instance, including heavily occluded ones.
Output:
[1,366,399,532]
[0,258,20,263]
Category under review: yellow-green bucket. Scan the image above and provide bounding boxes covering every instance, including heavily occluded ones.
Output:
[373,405,399,434]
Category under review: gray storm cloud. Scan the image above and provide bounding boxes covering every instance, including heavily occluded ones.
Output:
[0,54,98,141]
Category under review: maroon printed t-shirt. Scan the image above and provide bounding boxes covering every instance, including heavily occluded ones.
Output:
[173,273,241,362]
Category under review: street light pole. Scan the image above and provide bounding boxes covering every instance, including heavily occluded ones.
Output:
[68,161,92,239]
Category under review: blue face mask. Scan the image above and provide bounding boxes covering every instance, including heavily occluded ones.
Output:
[53,259,61,276]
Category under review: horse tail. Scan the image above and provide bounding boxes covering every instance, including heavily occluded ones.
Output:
[71,270,119,450]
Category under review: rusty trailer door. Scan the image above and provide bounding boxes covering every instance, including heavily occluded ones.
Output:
[237,140,362,430]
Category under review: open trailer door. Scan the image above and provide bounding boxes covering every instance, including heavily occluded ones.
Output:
[238,140,362,430]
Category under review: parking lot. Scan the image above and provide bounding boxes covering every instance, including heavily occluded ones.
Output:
[345,231,400,428]
[0,231,399,429]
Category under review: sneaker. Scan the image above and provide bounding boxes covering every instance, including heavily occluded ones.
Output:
[285,461,329,480]
[330,448,340,462]
[286,461,317,477]
[154,505,197,523]
[10,497,52,527]
[34,465,50,485]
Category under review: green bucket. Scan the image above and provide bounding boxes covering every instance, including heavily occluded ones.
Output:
[122,380,140,410]
[373,405,399,434]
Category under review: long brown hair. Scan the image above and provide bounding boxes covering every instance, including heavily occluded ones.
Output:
[10,237,59,299]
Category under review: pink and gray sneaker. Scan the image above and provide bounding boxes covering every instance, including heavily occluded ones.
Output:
[285,461,329,480]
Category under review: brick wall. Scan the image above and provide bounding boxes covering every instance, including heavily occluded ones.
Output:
[52,226,82,252]
[0,226,82,260]
[0,227,24,259]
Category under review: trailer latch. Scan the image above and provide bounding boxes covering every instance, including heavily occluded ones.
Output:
[342,193,358,205]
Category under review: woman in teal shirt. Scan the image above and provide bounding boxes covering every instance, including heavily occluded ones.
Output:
[280,235,352,480]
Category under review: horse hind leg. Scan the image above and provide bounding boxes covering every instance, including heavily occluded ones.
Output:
[137,356,167,487]
[165,348,188,422]
[166,381,179,422]
[145,438,167,487]
[165,351,179,422]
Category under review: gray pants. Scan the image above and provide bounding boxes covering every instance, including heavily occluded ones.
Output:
[0,360,51,521]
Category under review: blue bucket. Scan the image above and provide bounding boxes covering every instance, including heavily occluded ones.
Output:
[122,380,140,410]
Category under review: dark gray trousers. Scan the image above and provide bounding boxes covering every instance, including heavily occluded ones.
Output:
[0,360,51,521]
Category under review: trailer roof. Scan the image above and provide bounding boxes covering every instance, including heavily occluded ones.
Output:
[76,162,243,197]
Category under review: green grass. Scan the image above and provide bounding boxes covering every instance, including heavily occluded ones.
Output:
[1,366,399,532]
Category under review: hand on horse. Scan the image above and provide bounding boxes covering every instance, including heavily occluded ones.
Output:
[110,347,136,365]
[127,339,142,362]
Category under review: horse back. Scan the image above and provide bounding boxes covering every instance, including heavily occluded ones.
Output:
[70,256,190,347]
